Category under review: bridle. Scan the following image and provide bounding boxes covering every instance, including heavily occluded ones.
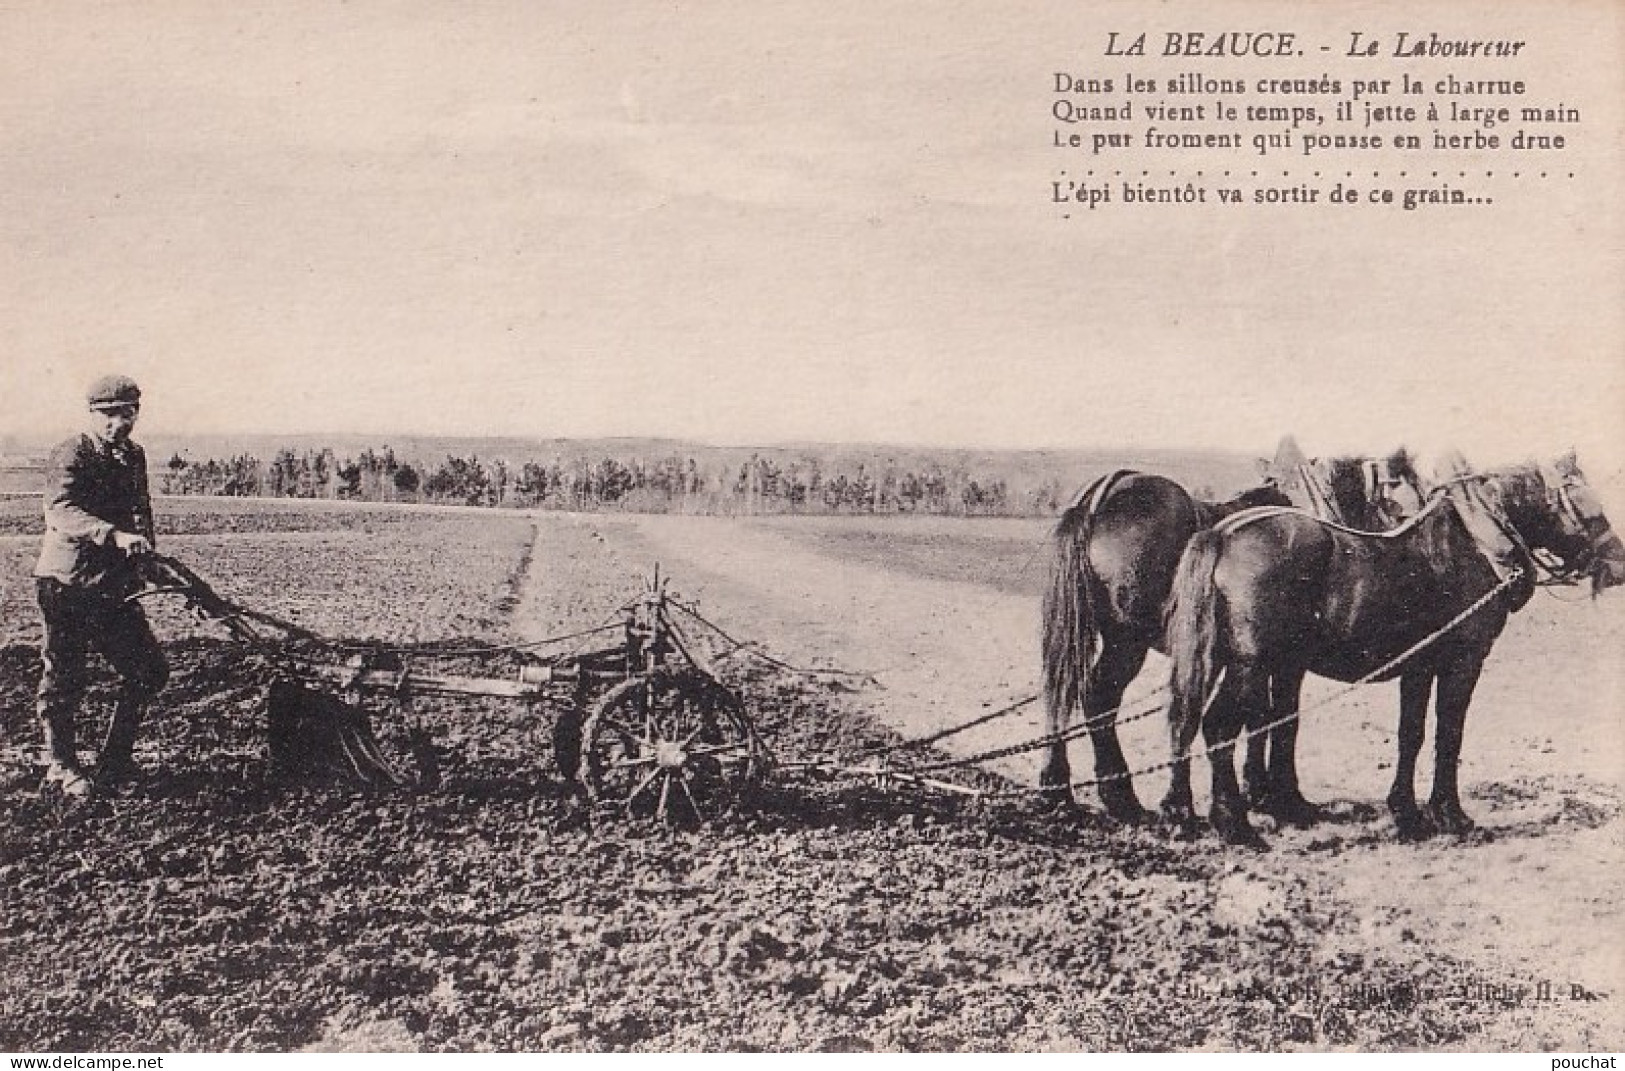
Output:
[1541,472,1614,588]
[1434,470,1604,587]
[1429,473,1540,588]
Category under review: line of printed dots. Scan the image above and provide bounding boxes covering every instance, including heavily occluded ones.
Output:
[1057,171,1576,180]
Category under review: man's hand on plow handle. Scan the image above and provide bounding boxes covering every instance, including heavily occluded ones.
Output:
[132,553,411,788]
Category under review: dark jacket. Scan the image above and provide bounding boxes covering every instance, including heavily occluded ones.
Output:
[33,433,154,595]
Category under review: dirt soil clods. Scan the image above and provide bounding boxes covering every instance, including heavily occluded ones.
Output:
[1,502,1621,1051]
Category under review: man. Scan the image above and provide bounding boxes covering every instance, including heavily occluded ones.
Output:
[33,374,169,795]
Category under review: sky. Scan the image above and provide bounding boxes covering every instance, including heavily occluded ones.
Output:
[1,0,1621,476]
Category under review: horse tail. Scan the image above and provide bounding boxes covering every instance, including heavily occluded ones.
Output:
[1164,529,1226,749]
[1041,498,1102,733]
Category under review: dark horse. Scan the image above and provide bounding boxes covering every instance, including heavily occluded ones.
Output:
[1245,449,1426,818]
[1161,453,1625,846]
[1040,471,1291,821]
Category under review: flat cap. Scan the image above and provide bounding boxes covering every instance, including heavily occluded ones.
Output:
[87,374,142,410]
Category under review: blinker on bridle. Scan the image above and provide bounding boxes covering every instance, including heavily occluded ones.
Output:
[1438,470,1611,587]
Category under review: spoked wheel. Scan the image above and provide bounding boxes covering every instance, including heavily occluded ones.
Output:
[579,669,767,822]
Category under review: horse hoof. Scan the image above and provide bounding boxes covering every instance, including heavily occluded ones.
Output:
[1391,808,1434,842]
[1213,814,1269,850]
[1159,800,1196,827]
[1032,790,1078,816]
[1426,803,1476,836]
[1100,786,1154,826]
[1266,797,1323,829]
[1395,819,1432,843]
[1107,802,1156,827]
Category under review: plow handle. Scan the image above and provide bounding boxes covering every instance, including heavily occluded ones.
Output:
[136,554,322,644]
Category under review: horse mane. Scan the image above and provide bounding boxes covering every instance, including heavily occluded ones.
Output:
[1314,456,1371,525]
[1478,462,1551,530]
[1382,446,1420,487]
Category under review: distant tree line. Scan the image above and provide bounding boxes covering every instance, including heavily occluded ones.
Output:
[160,447,1069,517]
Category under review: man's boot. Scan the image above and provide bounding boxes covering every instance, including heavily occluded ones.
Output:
[37,703,91,797]
[97,692,146,786]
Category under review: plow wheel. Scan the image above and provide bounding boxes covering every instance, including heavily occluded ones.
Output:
[580,669,767,822]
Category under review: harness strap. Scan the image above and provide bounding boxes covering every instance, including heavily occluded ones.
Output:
[1540,461,1590,530]
[1215,493,1448,539]
[1296,463,1341,523]
[1214,504,1303,536]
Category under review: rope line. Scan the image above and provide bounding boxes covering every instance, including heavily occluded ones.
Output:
[668,589,1184,765]
[876,687,1174,778]
[823,677,1172,765]
[666,597,880,682]
[827,568,1524,802]
[855,694,1041,758]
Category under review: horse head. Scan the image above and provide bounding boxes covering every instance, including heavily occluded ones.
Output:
[1433,451,1625,602]
[1430,452,1540,610]
[1541,452,1625,593]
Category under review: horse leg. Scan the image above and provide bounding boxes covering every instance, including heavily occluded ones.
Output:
[1426,657,1484,835]
[1040,629,1128,814]
[1242,726,1270,809]
[1386,668,1433,840]
[1241,670,1278,811]
[1083,640,1153,823]
[1207,663,1268,848]
[1261,667,1320,827]
[1240,671,1304,814]
[1039,700,1077,811]
[1159,704,1201,828]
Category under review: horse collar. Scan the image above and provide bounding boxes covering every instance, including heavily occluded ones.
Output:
[1064,468,1137,517]
[1438,476,1536,588]
[1096,469,1139,516]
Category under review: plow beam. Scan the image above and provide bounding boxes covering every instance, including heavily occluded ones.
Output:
[298,661,581,701]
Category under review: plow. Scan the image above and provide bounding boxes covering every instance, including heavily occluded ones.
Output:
[133,554,770,822]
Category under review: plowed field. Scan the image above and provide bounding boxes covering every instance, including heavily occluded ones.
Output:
[1,502,1620,1051]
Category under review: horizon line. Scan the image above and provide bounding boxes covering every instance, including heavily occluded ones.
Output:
[2,429,1264,459]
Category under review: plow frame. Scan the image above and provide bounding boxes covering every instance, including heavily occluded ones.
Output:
[134,555,769,821]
